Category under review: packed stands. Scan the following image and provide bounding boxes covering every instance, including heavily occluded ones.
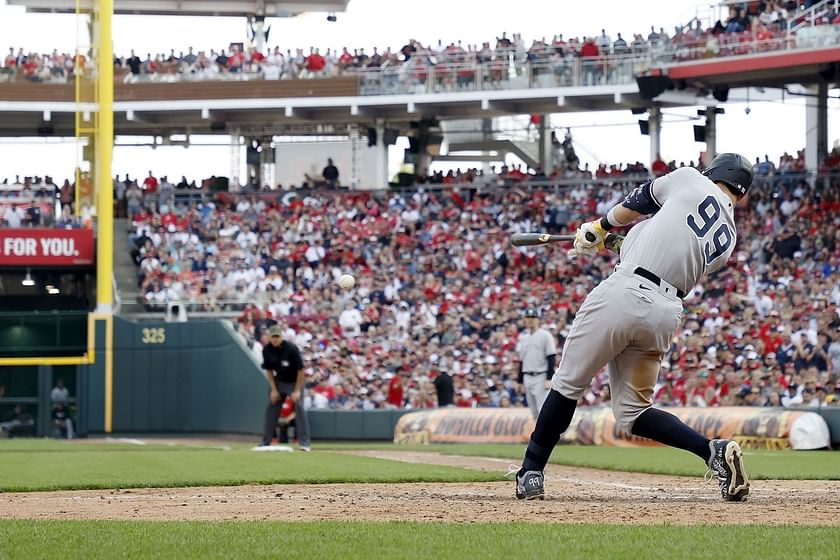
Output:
[0,1,833,92]
[3,145,838,414]
[112,156,840,413]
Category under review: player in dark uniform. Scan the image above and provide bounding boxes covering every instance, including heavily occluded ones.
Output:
[259,324,311,451]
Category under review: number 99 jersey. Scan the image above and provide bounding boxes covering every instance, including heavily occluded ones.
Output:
[619,166,737,295]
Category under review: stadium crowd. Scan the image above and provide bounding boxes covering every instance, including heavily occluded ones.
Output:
[0,1,828,88]
[3,146,839,412]
[116,153,840,413]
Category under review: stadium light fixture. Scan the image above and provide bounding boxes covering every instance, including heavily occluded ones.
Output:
[22,270,35,287]
[47,286,60,295]
[326,13,337,22]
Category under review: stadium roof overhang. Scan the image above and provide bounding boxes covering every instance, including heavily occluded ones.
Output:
[6,0,349,17]
[658,46,840,93]
[0,84,705,137]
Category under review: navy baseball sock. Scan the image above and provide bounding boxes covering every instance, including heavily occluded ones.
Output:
[521,390,577,472]
[631,407,711,463]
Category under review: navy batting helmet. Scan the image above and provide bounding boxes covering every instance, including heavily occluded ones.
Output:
[701,153,753,197]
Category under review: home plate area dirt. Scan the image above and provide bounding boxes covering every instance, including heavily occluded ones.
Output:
[1,451,837,524]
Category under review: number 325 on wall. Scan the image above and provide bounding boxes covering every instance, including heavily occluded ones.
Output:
[141,327,166,344]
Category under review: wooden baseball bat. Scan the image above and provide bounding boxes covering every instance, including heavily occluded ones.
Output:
[510,233,575,246]
[510,232,625,253]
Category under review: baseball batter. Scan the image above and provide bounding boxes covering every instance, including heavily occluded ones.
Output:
[513,153,753,502]
[517,308,557,419]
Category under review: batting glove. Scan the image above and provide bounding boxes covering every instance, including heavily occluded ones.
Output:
[567,241,599,259]
[576,220,607,250]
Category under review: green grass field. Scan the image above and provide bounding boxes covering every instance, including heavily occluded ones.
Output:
[319,442,840,480]
[1,439,837,559]
[0,440,497,492]
[0,520,835,560]
[0,440,837,492]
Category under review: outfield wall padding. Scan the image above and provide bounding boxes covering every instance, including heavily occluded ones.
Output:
[394,406,832,450]
[308,409,411,440]
[102,318,267,433]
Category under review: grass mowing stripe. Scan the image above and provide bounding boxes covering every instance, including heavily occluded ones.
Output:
[319,443,840,480]
[0,520,834,560]
[0,450,498,492]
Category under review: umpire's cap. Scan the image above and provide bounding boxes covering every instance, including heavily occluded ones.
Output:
[702,153,753,197]
[524,308,540,318]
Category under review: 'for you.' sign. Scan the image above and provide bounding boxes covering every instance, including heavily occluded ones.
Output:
[0,228,95,266]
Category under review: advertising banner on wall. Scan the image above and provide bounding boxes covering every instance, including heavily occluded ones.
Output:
[394,406,831,450]
[393,408,536,445]
[0,228,95,266]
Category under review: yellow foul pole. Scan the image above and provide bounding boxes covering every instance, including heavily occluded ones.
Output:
[96,0,114,313]
[95,0,115,433]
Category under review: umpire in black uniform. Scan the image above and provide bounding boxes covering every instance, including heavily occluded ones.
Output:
[260,324,311,450]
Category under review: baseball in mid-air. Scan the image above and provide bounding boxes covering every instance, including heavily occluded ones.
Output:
[337,273,356,290]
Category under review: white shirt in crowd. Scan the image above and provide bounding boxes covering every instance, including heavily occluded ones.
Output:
[4,206,24,227]
[268,299,293,317]
[780,198,799,217]
[305,244,325,264]
[394,304,411,331]
[339,306,363,337]
[51,385,69,404]
[754,293,774,316]
[237,229,258,248]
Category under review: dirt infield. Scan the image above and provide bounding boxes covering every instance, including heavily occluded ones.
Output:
[1,450,838,524]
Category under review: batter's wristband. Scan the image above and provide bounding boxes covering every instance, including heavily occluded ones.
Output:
[606,206,626,228]
[598,216,615,232]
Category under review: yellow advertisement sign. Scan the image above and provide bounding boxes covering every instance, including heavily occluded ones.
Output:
[394,407,829,450]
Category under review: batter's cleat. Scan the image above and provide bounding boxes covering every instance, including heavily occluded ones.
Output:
[706,439,750,502]
[507,465,545,500]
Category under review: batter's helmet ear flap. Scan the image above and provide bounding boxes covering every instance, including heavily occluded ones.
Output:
[702,153,753,197]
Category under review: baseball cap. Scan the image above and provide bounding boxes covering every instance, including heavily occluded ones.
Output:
[525,308,539,318]
[268,325,283,337]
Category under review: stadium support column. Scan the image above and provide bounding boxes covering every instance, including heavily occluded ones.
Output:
[648,106,661,166]
[538,114,552,172]
[703,107,717,166]
[253,17,266,52]
[374,120,388,189]
[805,82,828,173]
[96,0,114,313]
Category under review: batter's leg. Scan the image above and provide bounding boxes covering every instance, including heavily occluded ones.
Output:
[608,347,710,462]
[610,346,749,500]
[521,281,627,474]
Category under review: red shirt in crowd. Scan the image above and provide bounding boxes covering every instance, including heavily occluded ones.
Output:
[387,376,404,407]
[143,175,159,192]
[306,53,326,71]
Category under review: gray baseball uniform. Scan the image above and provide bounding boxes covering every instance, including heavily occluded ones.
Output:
[518,327,557,418]
[552,167,737,432]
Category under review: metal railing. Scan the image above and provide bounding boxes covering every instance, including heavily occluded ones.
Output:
[789,0,839,35]
[3,24,840,94]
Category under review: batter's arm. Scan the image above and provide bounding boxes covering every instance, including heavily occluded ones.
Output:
[597,186,656,232]
[577,183,655,250]
[601,201,647,231]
